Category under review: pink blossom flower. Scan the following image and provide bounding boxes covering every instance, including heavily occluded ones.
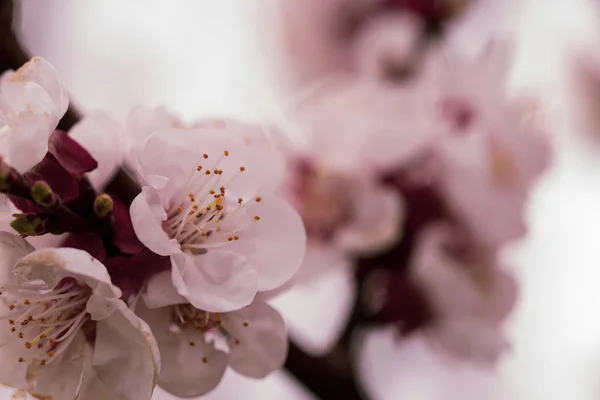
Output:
[137,271,286,396]
[411,224,516,363]
[0,233,160,399]
[0,57,68,173]
[416,45,550,248]
[281,81,436,277]
[130,119,306,312]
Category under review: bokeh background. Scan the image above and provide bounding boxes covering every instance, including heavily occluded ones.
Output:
[5,0,600,398]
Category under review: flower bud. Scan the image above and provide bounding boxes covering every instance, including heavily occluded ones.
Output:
[10,214,47,236]
[31,181,58,208]
[93,193,114,218]
[0,160,19,191]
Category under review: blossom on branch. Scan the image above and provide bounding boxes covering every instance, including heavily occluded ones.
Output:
[130,120,306,312]
[138,270,287,396]
[0,233,160,400]
[0,58,68,173]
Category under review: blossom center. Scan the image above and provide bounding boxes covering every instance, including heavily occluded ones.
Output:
[161,150,261,253]
[171,304,223,332]
[0,277,91,366]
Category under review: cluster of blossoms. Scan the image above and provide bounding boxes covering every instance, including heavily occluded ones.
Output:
[0,1,552,398]
[0,57,306,398]
[273,0,550,364]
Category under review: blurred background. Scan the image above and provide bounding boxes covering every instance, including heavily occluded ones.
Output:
[6,0,600,398]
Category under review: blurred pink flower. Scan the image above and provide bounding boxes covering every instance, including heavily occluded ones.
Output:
[0,233,159,400]
[130,120,306,312]
[0,57,68,173]
[412,225,517,363]
[138,271,286,397]
[421,45,550,248]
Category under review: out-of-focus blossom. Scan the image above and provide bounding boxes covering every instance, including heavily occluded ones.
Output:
[284,156,403,278]
[0,57,68,173]
[352,12,421,83]
[138,271,286,396]
[69,110,127,190]
[411,225,516,363]
[130,120,306,312]
[419,45,550,248]
[0,233,160,400]
[270,0,473,88]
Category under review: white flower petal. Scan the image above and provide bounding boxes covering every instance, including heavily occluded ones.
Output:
[225,301,287,379]
[0,232,34,285]
[294,243,351,282]
[130,186,180,256]
[139,127,249,204]
[92,300,160,400]
[228,197,306,291]
[69,111,126,189]
[13,248,120,299]
[0,115,51,173]
[25,332,90,399]
[171,251,258,313]
[137,304,228,397]
[8,57,68,117]
[125,105,178,168]
[143,269,187,309]
[0,58,68,173]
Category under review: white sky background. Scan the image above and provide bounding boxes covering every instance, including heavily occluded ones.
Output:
[6,0,600,399]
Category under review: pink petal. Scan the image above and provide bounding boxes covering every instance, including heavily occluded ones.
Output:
[170,251,258,313]
[225,301,287,378]
[130,186,180,256]
[136,304,228,397]
[228,196,306,291]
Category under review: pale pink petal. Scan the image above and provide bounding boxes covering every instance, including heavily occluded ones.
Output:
[136,304,228,397]
[130,186,180,256]
[0,234,35,388]
[0,232,34,284]
[171,251,258,313]
[228,197,306,291]
[125,105,178,168]
[335,184,404,255]
[429,318,511,364]
[294,243,351,282]
[7,57,68,116]
[92,300,160,400]
[0,115,50,173]
[69,111,126,190]
[25,332,91,399]
[143,269,187,309]
[225,301,287,379]
[13,248,120,299]
[298,81,434,173]
[139,127,250,206]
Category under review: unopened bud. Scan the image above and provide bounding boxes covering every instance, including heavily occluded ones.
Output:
[31,181,58,208]
[93,194,114,218]
[10,214,47,236]
[0,161,19,191]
